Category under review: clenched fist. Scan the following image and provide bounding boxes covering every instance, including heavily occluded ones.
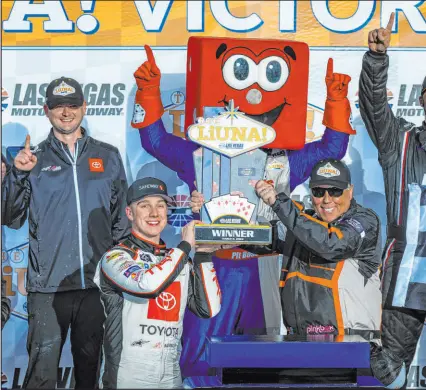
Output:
[368,12,395,53]
[255,180,278,207]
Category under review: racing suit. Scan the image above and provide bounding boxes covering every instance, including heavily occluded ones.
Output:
[359,50,426,385]
[271,194,382,338]
[94,232,221,389]
[139,120,349,376]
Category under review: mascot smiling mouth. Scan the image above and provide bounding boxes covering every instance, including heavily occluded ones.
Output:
[219,96,291,126]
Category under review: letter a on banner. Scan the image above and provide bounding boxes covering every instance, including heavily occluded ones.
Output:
[3,0,74,32]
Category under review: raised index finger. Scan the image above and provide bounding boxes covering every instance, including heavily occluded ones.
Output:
[386,12,395,31]
[326,58,334,79]
[24,134,31,150]
[144,45,157,67]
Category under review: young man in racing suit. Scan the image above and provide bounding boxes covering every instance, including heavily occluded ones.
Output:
[358,12,426,389]
[94,177,221,389]
[131,45,356,377]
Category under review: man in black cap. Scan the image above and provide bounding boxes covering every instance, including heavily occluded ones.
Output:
[2,76,129,388]
[358,12,426,390]
[255,158,382,340]
[94,177,222,389]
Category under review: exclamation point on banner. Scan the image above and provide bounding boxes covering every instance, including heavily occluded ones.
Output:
[262,127,267,142]
[76,0,99,34]
[306,108,315,142]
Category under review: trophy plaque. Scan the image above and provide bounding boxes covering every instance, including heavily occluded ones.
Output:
[188,100,275,245]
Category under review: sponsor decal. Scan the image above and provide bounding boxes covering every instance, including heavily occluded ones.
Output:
[123,265,142,278]
[131,270,142,280]
[106,251,124,262]
[147,281,181,322]
[317,162,340,178]
[342,218,365,238]
[41,165,62,172]
[306,324,335,334]
[267,160,285,170]
[131,339,150,347]
[53,81,75,96]
[10,83,125,117]
[89,158,104,172]
[139,324,179,338]
[139,253,153,263]
[117,260,135,272]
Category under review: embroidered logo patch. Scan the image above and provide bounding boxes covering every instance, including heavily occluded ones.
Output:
[89,158,104,172]
[41,165,62,172]
[317,162,340,178]
[53,81,75,96]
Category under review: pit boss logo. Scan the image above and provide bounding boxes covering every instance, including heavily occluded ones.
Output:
[187,100,276,157]
[53,81,75,96]
[317,162,340,178]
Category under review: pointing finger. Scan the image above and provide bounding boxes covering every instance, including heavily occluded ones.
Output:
[24,135,31,151]
[326,58,334,80]
[144,45,157,66]
[386,12,395,31]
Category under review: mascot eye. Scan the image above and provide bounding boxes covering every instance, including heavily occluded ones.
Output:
[258,56,289,92]
[222,55,257,90]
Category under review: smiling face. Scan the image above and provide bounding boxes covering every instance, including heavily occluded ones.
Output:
[126,196,168,244]
[44,102,86,136]
[185,37,310,150]
[311,185,353,223]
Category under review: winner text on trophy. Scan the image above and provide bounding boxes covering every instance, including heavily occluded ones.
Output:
[188,100,275,245]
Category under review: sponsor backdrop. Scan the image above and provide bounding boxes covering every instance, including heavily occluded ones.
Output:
[1,1,426,388]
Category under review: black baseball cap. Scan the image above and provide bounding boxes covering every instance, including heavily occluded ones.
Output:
[127,177,173,205]
[309,159,351,190]
[45,76,84,109]
[422,76,426,96]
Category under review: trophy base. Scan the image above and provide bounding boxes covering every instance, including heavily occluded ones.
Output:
[195,223,272,245]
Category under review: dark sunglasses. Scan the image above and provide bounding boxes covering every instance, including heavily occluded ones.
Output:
[311,187,345,198]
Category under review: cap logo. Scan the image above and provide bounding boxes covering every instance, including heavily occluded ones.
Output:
[139,184,161,190]
[317,162,340,178]
[53,81,75,97]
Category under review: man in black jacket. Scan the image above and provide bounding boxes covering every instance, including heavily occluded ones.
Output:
[358,12,426,390]
[255,159,382,340]
[2,77,130,388]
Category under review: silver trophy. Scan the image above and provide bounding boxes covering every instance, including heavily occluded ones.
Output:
[188,101,275,245]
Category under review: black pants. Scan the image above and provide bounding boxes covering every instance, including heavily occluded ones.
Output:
[381,250,426,386]
[23,289,105,389]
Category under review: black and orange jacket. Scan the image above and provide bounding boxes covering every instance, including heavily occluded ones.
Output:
[271,194,382,338]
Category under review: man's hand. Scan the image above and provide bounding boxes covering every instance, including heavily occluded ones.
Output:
[255,180,277,207]
[368,12,395,53]
[325,58,351,101]
[190,190,204,213]
[181,220,201,249]
[134,45,161,91]
[1,162,6,182]
[14,135,37,171]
